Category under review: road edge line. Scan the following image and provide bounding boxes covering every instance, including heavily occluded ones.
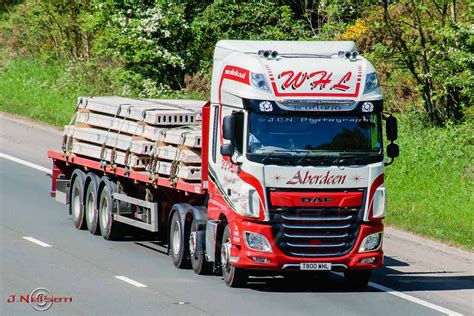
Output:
[0,152,52,175]
[22,237,53,248]
[368,282,463,316]
[114,276,147,288]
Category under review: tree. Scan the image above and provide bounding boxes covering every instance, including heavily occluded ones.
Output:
[381,0,472,125]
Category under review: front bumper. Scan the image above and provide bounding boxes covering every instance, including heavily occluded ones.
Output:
[229,220,384,271]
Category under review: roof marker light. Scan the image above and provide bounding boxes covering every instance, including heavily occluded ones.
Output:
[250,72,270,92]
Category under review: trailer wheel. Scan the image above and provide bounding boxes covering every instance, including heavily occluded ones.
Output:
[69,170,86,230]
[98,178,121,240]
[344,270,371,289]
[190,219,213,275]
[169,212,190,269]
[221,225,248,288]
[84,173,100,235]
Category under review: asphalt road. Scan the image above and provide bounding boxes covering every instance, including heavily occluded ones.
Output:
[1,113,473,315]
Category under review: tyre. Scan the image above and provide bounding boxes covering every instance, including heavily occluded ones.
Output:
[344,270,371,289]
[69,170,86,230]
[169,212,190,269]
[98,177,122,240]
[221,225,248,288]
[84,173,100,235]
[190,218,213,275]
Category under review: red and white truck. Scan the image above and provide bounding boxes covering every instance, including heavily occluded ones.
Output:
[48,40,399,287]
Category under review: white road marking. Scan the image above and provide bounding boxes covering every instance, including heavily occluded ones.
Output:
[114,276,147,288]
[0,152,51,174]
[368,282,462,316]
[22,237,52,248]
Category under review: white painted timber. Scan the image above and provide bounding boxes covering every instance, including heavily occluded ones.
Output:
[159,126,202,148]
[154,160,201,181]
[146,99,206,121]
[66,125,154,155]
[71,141,150,169]
[76,112,202,148]
[154,145,201,164]
[78,96,199,126]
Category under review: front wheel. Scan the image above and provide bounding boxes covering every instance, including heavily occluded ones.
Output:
[221,225,248,287]
[344,270,371,289]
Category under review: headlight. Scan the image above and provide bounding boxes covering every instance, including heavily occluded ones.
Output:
[250,72,270,92]
[359,232,383,252]
[372,186,386,218]
[244,232,272,252]
[364,72,379,93]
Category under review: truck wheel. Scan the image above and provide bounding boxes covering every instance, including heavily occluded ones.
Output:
[69,170,86,230]
[84,173,100,235]
[190,219,213,275]
[221,225,248,288]
[169,212,190,269]
[98,178,121,240]
[344,270,371,289]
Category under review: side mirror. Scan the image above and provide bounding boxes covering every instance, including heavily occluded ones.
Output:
[223,115,235,140]
[220,144,234,157]
[387,143,399,159]
[386,116,398,141]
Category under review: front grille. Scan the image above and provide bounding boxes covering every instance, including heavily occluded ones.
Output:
[270,205,362,258]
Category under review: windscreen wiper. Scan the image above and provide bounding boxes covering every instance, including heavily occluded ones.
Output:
[332,152,381,165]
[261,150,294,165]
[296,152,339,166]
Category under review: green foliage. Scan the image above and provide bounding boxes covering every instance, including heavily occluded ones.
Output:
[385,114,474,248]
[0,57,77,126]
[380,0,473,125]
[91,0,190,89]
[190,0,311,74]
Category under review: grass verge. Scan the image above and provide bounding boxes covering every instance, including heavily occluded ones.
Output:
[0,57,76,126]
[385,115,473,249]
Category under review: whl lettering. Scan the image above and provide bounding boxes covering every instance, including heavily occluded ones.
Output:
[278,70,354,92]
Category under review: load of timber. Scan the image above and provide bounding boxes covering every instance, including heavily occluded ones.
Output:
[62,96,206,183]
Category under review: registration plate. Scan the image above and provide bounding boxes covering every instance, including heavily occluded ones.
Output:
[300,263,332,271]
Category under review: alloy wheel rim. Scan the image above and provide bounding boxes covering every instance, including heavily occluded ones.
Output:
[87,192,94,223]
[72,187,81,219]
[100,195,109,229]
[172,221,181,256]
[221,239,231,273]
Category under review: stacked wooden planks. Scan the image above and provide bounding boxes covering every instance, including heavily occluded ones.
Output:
[63,96,205,182]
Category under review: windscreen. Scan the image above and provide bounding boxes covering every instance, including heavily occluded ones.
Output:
[247,113,382,165]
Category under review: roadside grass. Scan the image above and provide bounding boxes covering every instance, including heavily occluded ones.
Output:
[385,115,474,249]
[0,57,77,126]
[1,56,472,249]
[0,57,204,127]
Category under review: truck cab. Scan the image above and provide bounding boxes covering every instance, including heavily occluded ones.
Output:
[206,40,399,286]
